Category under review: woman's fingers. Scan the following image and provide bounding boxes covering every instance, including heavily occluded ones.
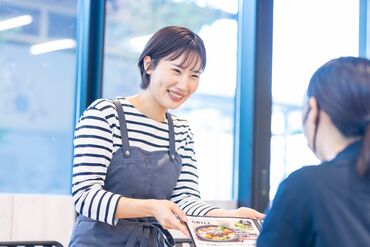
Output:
[170,216,190,236]
[152,200,189,235]
[254,210,265,220]
[159,213,189,236]
[234,207,265,219]
[170,203,188,222]
[169,203,189,236]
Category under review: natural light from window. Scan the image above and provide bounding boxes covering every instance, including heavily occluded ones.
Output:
[270,0,359,201]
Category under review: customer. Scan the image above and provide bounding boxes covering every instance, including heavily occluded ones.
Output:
[257,56,370,247]
[69,25,263,247]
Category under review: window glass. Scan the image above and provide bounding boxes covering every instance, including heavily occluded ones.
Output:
[103,0,238,200]
[0,0,77,194]
[270,0,359,199]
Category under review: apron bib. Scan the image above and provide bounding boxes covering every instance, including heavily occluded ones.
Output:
[69,99,182,247]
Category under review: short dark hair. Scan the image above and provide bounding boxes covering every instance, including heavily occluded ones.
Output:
[307,56,370,176]
[137,26,206,89]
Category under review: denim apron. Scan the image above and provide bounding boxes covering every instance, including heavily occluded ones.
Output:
[69,99,183,247]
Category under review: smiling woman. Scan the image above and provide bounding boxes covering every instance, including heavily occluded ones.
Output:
[69,25,263,247]
[130,26,206,121]
[102,0,240,203]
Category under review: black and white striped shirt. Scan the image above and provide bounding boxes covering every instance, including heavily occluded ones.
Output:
[72,97,217,225]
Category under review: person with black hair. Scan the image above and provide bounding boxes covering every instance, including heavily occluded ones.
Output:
[69,26,263,247]
[257,56,370,247]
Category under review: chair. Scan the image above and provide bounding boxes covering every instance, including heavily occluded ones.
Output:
[0,241,63,247]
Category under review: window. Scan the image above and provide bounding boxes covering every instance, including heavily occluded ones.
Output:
[0,0,77,194]
[270,0,359,200]
[103,0,239,200]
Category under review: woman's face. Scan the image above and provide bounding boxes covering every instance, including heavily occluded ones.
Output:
[145,54,201,110]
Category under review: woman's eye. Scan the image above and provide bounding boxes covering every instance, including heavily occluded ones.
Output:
[191,74,200,79]
[172,69,181,74]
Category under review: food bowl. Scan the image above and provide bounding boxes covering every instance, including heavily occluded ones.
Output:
[195,225,237,242]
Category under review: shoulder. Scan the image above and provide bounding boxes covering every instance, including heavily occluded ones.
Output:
[275,165,320,199]
[86,98,114,112]
[170,113,193,139]
[284,165,319,185]
[90,98,124,111]
[279,162,337,197]
[86,97,133,118]
[170,114,191,131]
[171,113,194,145]
[170,113,189,126]
[289,159,345,182]
[289,164,319,178]
[80,98,121,128]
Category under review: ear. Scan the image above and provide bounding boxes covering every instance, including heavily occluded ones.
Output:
[307,97,319,125]
[143,56,153,74]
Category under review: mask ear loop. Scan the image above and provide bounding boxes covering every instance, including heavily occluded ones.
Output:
[302,106,310,125]
[312,103,320,154]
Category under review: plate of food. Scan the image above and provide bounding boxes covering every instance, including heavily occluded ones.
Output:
[195,225,237,242]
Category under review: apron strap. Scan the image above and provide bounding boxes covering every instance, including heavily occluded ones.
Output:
[166,112,177,162]
[123,220,175,247]
[154,223,176,246]
[112,98,131,157]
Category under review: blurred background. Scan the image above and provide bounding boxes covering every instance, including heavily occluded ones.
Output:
[0,0,368,245]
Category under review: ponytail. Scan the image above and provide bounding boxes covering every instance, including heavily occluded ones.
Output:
[357,124,370,176]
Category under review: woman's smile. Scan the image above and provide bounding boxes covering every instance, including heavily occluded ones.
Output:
[167,89,185,102]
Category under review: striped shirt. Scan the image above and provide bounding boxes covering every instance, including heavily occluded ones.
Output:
[72,97,217,225]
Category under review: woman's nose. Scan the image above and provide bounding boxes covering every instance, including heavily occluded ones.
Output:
[175,75,189,91]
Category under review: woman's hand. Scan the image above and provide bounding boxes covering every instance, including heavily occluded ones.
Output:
[230,207,265,220]
[149,199,189,236]
[115,197,189,235]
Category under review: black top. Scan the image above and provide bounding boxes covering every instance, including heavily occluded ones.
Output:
[257,141,370,247]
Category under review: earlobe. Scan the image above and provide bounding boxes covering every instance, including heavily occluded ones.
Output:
[143,56,152,74]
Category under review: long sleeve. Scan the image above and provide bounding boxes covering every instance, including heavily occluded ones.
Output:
[72,104,121,225]
[171,128,218,215]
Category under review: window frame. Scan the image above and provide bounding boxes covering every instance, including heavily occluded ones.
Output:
[233,0,273,212]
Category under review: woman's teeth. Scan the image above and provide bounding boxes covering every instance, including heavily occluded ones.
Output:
[168,90,183,100]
